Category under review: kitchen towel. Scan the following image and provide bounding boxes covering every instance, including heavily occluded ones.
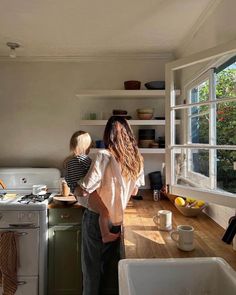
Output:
[0,231,18,295]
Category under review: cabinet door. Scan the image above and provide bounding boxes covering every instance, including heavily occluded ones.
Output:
[48,225,82,295]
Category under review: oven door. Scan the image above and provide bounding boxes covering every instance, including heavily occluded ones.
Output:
[0,228,39,276]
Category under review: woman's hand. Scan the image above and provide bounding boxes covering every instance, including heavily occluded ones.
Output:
[74,185,89,197]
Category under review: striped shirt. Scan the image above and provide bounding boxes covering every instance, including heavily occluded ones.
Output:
[65,155,92,193]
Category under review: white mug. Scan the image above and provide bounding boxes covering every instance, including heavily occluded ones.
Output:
[32,184,47,195]
[171,225,195,251]
[153,210,172,231]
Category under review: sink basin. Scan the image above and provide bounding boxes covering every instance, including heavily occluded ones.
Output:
[119,257,236,295]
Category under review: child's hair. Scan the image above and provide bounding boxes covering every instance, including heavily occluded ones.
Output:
[64,130,92,168]
[69,130,92,155]
[103,116,143,180]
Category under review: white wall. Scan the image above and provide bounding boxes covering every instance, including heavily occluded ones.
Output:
[175,0,236,228]
[0,58,170,187]
[176,0,236,58]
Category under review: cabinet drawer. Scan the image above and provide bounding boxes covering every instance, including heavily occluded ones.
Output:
[48,208,83,226]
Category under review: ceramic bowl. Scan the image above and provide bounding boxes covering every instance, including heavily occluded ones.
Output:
[145,81,165,90]
[124,80,141,90]
[137,113,153,120]
[138,139,154,148]
[175,203,206,217]
[137,108,154,114]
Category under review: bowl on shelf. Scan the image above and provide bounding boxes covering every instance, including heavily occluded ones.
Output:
[137,113,153,120]
[137,108,154,120]
[112,109,128,115]
[138,139,154,148]
[124,80,141,90]
[145,81,165,90]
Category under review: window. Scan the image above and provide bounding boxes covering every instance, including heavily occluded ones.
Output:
[165,41,236,208]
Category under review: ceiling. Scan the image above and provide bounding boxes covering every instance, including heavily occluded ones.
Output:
[0,0,217,58]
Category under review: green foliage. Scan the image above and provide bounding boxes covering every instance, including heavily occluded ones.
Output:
[196,68,236,192]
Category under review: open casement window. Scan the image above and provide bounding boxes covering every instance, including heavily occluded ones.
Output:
[165,40,236,208]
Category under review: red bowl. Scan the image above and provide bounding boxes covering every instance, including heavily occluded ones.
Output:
[124,80,141,90]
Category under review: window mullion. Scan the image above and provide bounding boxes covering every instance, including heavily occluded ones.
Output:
[209,69,217,189]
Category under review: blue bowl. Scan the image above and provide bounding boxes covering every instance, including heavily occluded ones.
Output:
[145,81,165,90]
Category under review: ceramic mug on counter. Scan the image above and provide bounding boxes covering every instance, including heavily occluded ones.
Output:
[153,210,172,231]
[32,184,47,195]
[171,225,195,251]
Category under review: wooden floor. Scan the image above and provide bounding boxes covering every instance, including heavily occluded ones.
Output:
[123,190,236,271]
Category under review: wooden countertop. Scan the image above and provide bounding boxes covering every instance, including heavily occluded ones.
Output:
[48,200,83,209]
[123,190,236,270]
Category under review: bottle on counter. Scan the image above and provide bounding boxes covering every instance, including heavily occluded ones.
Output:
[61,178,70,197]
[153,189,160,202]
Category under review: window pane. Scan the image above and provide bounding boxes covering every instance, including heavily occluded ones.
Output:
[190,149,209,177]
[216,101,236,145]
[189,80,210,144]
[217,150,236,193]
[190,80,209,104]
[190,112,209,144]
[216,61,236,99]
[174,148,210,189]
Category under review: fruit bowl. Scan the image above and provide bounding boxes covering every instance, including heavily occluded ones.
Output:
[175,204,205,217]
[174,197,206,217]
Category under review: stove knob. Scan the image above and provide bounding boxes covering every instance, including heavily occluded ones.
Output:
[18,212,25,221]
[27,212,35,221]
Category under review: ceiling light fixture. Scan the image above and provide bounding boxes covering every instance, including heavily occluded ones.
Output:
[6,42,20,58]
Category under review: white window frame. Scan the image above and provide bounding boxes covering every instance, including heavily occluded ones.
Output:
[165,40,236,208]
[185,69,216,190]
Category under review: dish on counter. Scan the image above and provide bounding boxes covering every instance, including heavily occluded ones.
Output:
[53,195,77,204]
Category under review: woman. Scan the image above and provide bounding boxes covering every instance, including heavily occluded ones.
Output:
[74,116,144,295]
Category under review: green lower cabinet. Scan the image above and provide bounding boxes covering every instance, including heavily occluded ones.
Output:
[48,208,82,295]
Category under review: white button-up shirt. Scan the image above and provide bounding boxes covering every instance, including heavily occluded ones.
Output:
[80,149,145,225]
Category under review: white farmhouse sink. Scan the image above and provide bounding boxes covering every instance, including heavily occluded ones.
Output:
[119,257,236,295]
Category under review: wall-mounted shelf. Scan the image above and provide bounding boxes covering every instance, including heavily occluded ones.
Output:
[79,119,180,126]
[90,148,165,154]
[76,89,180,98]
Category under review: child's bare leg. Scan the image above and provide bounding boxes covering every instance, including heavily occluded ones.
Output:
[89,191,120,243]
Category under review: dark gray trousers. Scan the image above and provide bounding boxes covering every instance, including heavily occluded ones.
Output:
[81,209,121,295]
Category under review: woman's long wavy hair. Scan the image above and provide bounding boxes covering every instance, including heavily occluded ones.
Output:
[103,116,143,180]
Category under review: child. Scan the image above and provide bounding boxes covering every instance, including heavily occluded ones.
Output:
[64,130,119,243]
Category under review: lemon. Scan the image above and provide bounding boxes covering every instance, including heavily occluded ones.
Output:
[197,200,205,207]
[175,197,185,207]
[186,197,196,203]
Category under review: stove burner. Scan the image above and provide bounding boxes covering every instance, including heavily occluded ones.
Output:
[18,192,51,204]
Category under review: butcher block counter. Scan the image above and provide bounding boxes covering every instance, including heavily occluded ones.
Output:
[123,190,236,271]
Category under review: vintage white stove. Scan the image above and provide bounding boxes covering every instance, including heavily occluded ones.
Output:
[0,168,61,295]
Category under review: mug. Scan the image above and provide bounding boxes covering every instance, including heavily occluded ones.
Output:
[153,210,172,231]
[171,225,195,251]
[32,184,47,196]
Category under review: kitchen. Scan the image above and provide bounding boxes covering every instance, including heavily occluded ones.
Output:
[0,0,236,295]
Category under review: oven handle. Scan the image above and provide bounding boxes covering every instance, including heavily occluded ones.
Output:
[9,223,36,228]
[16,232,28,236]
[17,280,27,285]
